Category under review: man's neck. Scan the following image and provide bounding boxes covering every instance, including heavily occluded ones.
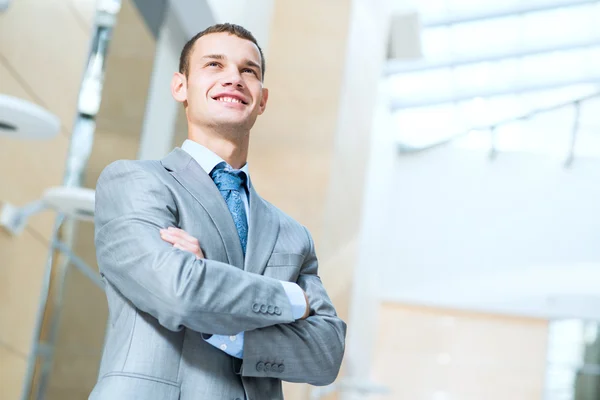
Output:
[187,127,249,169]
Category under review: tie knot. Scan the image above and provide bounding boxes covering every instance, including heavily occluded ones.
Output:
[210,163,246,192]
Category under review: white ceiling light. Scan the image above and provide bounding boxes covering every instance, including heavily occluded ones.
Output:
[0,94,60,139]
[43,187,95,221]
[1,187,95,235]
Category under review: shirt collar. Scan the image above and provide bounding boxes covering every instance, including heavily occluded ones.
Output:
[181,139,251,189]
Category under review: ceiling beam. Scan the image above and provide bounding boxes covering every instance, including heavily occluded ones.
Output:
[391,76,600,110]
[132,0,168,39]
[385,40,600,75]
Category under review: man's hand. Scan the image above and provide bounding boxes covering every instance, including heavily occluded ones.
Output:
[160,227,204,259]
[301,290,310,320]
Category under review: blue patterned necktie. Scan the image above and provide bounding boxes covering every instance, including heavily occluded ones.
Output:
[210,162,248,255]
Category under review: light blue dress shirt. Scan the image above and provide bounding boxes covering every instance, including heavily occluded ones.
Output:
[181,140,307,359]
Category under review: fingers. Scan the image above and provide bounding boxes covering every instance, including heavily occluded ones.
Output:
[171,240,199,254]
[169,238,204,259]
[161,227,198,247]
[160,228,199,249]
[301,290,310,320]
[173,242,198,256]
[160,227,204,259]
[159,229,178,244]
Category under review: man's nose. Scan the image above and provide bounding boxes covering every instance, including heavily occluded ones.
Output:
[221,69,244,88]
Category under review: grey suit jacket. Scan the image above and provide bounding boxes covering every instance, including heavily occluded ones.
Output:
[90,148,346,400]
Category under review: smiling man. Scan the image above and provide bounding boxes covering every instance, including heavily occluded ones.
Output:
[90,24,346,400]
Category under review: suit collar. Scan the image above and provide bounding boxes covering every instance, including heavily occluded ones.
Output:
[245,185,279,275]
[161,147,190,172]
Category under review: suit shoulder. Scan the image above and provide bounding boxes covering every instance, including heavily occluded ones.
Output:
[99,158,161,175]
[97,159,164,185]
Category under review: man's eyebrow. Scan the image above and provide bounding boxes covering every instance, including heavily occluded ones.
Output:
[201,54,226,60]
[245,59,261,71]
[201,54,261,72]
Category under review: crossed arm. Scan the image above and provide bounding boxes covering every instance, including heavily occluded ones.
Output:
[160,226,310,325]
[160,227,346,384]
[160,227,307,358]
[94,161,346,385]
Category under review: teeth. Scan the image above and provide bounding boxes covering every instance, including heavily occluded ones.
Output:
[217,97,242,103]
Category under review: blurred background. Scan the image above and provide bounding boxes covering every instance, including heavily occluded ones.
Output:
[1,0,599,399]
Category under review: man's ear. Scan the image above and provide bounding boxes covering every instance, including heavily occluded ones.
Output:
[258,87,269,115]
[171,72,187,103]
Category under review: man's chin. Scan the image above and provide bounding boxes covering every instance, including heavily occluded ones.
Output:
[208,117,253,134]
[214,117,248,127]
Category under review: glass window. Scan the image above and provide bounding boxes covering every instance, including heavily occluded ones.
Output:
[391,0,600,156]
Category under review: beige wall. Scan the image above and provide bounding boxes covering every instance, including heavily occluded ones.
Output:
[250,1,351,245]
[370,303,549,400]
[0,1,95,399]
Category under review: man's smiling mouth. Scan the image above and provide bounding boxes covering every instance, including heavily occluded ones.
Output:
[212,94,248,105]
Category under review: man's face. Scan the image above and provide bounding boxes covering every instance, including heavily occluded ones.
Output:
[173,32,268,133]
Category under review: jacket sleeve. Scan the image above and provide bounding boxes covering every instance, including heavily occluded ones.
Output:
[241,227,347,386]
[94,160,295,335]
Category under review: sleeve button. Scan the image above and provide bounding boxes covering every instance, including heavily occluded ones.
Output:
[256,362,264,372]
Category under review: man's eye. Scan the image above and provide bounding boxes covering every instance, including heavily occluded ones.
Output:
[207,62,220,67]
[242,68,257,75]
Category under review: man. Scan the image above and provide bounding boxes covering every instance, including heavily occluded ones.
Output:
[90,23,346,400]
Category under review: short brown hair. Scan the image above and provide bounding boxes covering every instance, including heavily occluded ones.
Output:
[179,23,265,81]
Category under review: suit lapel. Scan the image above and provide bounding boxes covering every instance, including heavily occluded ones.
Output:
[244,185,279,275]
[161,148,245,269]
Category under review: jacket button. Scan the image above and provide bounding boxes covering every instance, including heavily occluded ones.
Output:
[278,364,285,373]
[267,305,274,314]
[256,362,264,372]
[274,306,281,315]
[252,303,260,312]
[260,304,267,313]
[264,362,271,372]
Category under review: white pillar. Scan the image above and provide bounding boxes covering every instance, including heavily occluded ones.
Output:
[137,6,187,160]
[341,1,420,399]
